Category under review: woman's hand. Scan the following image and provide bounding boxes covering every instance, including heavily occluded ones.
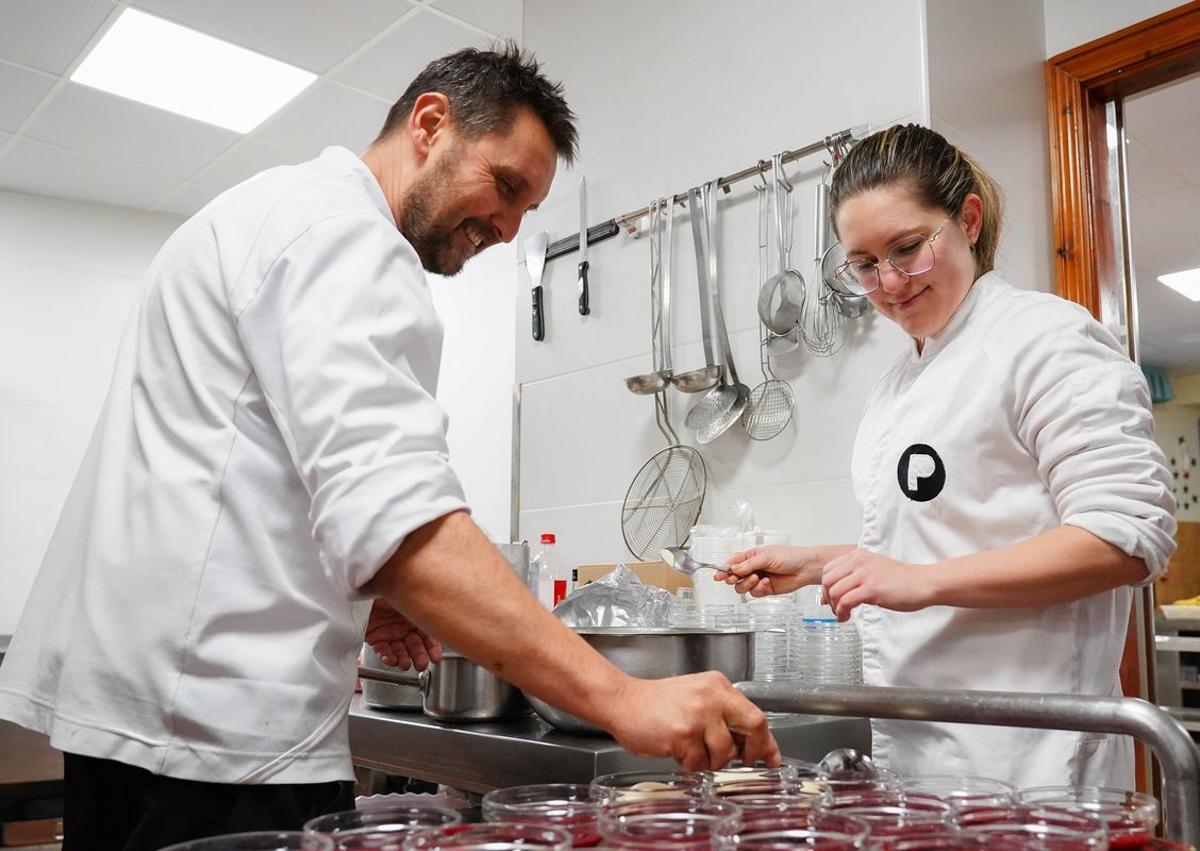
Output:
[821,549,934,620]
[716,545,831,597]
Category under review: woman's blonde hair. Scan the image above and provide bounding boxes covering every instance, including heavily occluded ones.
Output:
[829,124,1004,279]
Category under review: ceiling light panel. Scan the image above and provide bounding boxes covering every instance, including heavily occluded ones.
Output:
[71,8,316,133]
[1158,268,1200,302]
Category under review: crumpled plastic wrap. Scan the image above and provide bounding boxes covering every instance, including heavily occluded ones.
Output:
[554,564,674,628]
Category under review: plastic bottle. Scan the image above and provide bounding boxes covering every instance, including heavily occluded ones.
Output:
[531,533,571,610]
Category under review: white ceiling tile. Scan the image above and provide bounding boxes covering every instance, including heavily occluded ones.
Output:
[255,80,389,159]
[0,0,114,75]
[0,137,182,212]
[129,0,418,74]
[1124,70,1200,140]
[24,82,239,181]
[430,0,522,40]
[153,182,225,218]
[190,138,307,191]
[1125,139,1188,202]
[0,63,56,133]
[1138,118,1200,186]
[333,10,492,101]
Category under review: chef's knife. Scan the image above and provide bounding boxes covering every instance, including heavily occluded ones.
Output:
[524,231,548,341]
[577,175,590,316]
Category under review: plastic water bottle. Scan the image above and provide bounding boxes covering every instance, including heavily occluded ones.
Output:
[531,533,570,610]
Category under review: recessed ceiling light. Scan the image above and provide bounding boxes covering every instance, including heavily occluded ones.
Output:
[1158,267,1200,302]
[71,8,316,134]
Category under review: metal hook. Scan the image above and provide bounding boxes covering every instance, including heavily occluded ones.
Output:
[754,160,770,191]
[774,153,794,193]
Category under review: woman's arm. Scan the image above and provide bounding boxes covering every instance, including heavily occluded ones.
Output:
[821,526,1147,620]
[719,544,857,596]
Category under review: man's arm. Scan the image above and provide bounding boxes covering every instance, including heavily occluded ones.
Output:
[365,510,780,770]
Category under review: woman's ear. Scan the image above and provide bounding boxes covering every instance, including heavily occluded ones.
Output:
[960,193,984,245]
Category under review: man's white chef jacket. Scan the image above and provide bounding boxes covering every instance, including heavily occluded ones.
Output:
[0,147,468,783]
[851,272,1176,788]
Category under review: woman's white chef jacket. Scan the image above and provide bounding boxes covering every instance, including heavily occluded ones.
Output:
[851,271,1176,788]
[0,147,468,783]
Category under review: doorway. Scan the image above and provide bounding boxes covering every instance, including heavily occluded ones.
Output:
[1045,0,1200,787]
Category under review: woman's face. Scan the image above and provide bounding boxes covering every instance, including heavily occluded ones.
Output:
[835,184,982,344]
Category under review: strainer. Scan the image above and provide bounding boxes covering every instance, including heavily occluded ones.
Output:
[756,153,806,336]
[621,391,707,560]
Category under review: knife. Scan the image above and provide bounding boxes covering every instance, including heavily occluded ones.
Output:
[524,231,548,342]
[577,175,590,316]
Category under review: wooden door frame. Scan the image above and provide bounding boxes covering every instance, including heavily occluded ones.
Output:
[1047,1,1200,329]
[1045,1,1200,790]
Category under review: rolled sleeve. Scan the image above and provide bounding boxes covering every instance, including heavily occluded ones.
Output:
[1010,306,1176,583]
[237,213,468,598]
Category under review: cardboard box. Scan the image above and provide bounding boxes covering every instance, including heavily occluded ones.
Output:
[573,561,693,595]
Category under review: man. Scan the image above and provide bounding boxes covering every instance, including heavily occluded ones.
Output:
[0,44,777,850]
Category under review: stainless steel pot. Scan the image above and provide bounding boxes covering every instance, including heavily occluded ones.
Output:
[357,652,530,722]
[525,628,755,734]
[360,644,422,710]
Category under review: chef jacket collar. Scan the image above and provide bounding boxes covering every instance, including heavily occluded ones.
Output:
[319,146,396,227]
[910,270,1000,362]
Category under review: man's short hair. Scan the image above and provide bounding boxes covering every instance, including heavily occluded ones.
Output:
[375,41,578,163]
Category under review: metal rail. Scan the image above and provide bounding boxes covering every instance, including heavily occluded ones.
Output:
[739,682,1200,845]
[542,124,868,262]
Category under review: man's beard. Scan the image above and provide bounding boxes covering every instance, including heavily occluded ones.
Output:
[398,154,470,276]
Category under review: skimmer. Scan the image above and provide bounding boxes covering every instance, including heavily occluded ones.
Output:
[743,183,795,441]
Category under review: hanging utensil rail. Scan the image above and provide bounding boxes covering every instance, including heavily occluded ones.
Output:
[542,124,867,263]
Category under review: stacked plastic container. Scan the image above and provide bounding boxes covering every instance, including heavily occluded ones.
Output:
[791,618,863,686]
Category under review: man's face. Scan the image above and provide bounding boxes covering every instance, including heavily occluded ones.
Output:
[400,107,558,276]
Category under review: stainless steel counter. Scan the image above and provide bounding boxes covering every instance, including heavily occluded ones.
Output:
[349,694,869,794]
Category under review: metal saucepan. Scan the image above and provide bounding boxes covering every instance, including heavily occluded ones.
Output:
[360,644,423,710]
[525,628,755,734]
[358,650,530,722]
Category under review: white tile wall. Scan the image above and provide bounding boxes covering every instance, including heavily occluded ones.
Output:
[515,0,927,566]
[926,0,1054,294]
[0,190,182,634]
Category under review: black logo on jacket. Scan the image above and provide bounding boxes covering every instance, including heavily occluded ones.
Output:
[897,444,945,502]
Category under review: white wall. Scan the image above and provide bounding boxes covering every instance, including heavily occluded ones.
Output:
[514,0,925,570]
[0,190,181,634]
[1043,0,1186,57]
[926,0,1055,293]
[428,244,517,542]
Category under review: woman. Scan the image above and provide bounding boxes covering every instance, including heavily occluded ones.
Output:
[720,124,1176,788]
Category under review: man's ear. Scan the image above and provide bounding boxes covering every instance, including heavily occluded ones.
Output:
[408,92,451,160]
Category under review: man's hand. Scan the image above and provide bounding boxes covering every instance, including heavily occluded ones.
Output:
[717,545,829,596]
[603,672,780,771]
[364,600,442,671]
[822,548,933,621]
